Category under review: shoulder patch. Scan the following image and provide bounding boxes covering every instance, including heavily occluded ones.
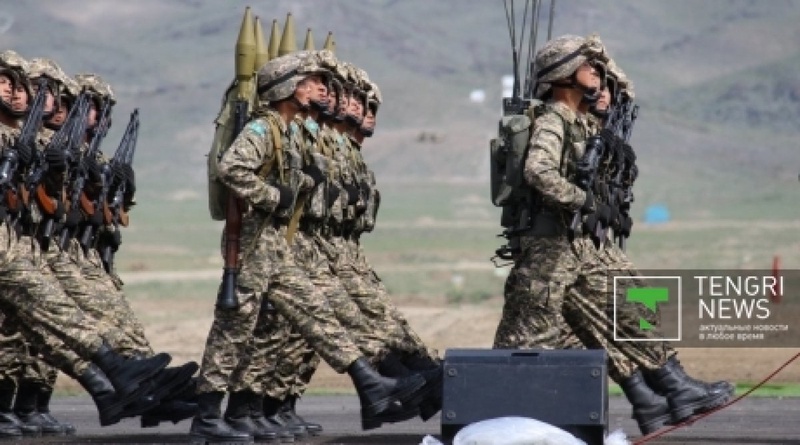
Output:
[247,121,267,137]
[304,118,319,135]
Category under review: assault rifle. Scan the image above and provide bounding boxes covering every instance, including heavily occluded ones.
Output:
[0,78,48,225]
[58,99,112,251]
[98,109,138,273]
[25,92,90,251]
[218,7,256,310]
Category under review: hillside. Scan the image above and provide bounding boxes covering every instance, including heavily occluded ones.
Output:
[1,0,798,278]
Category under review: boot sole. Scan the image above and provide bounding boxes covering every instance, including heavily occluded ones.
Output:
[362,375,426,418]
[362,406,420,430]
[669,391,731,424]
[98,382,159,426]
[145,363,199,408]
[637,411,673,435]
[188,432,254,444]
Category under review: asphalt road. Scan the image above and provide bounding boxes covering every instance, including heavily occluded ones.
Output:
[3,395,799,445]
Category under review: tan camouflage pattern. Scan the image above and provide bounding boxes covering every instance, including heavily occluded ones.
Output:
[28,58,69,85]
[198,110,365,393]
[48,240,152,357]
[0,226,101,377]
[74,73,116,104]
[0,50,29,73]
[524,101,589,213]
[535,35,588,84]
[257,51,328,102]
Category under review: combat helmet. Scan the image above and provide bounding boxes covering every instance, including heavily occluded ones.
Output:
[0,50,31,117]
[534,34,606,102]
[74,73,116,107]
[28,58,75,115]
[257,50,329,106]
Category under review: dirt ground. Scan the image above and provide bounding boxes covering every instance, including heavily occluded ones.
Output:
[54,292,800,395]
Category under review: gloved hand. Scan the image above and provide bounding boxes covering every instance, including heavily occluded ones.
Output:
[326,184,341,204]
[85,156,106,183]
[112,163,135,194]
[344,182,359,205]
[302,163,326,188]
[581,190,595,214]
[619,214,633,237]
[596,203,611,225]
[274,183,295,210]
[582,213,598,234]
[15,141,34,166]
[44,146,66,172]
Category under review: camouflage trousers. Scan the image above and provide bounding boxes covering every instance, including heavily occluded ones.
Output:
[234,228,391,398]
[48,239,152,357]
[334,235,438,361]
[197,220,362,394]
[493,234,668,382]
[0,324,59,388]
[0,224,101,378]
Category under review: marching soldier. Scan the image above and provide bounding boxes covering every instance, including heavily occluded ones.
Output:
[192,51,430,444]
[491,34,732,435]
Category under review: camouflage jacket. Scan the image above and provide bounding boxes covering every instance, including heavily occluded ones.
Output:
[523,100,590,214]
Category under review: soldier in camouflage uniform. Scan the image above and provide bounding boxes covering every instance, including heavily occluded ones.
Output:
[0,50,197,430]
[191,51,431,444]
[0,49,48,439]
[491,35,731,435]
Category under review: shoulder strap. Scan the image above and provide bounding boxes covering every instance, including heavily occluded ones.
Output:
[256,115,285,182]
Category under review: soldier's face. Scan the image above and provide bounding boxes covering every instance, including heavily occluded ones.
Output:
[348,95,363,119]
[362,107,376,130]
[575,62,601,90]
[11,83,29,112]
[0,75,12,102]
[86,102,98,128]
[327,89,337,114]
[31,82,56,114]
[596,88,611,112]
[49,100,69,126]
[296,75,326,106]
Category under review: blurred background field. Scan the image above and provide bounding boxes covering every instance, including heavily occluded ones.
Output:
[1,0,798,391]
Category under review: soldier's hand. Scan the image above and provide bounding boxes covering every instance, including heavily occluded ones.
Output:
[44,146,67,172]
[344,183,359,205]
[15,141,34,166]
[326,184,340,205]
[85,156,106,183]
[302,163,326,188]
[582,213,598,234]
[581,189,595,213]
[619,214,633,237]
[275,183,295,210]
[112,164,136,193]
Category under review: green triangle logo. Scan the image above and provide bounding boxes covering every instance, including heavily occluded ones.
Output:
[639,318,653,331]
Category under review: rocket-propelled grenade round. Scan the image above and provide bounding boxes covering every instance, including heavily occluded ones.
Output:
[235,7,256,101]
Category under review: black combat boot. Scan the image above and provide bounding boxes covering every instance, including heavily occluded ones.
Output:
[189,392,252,444]
[36,384,77,435]
[619,371,672,434]
[645,356,735,399]
[141,399,199,428]
[145,361,199,404]
[76,363,157,426]
[347,357,426,430]
[91,343,171,396]
[644,361,731,424]
[278,395,323,436]
[263,394,304,441]
[0,381,22,438]
[223,391,280,442]
[12,381,68,435]
[400,352,443,422]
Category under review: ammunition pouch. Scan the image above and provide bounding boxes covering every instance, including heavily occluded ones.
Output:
[529,210,570,237]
